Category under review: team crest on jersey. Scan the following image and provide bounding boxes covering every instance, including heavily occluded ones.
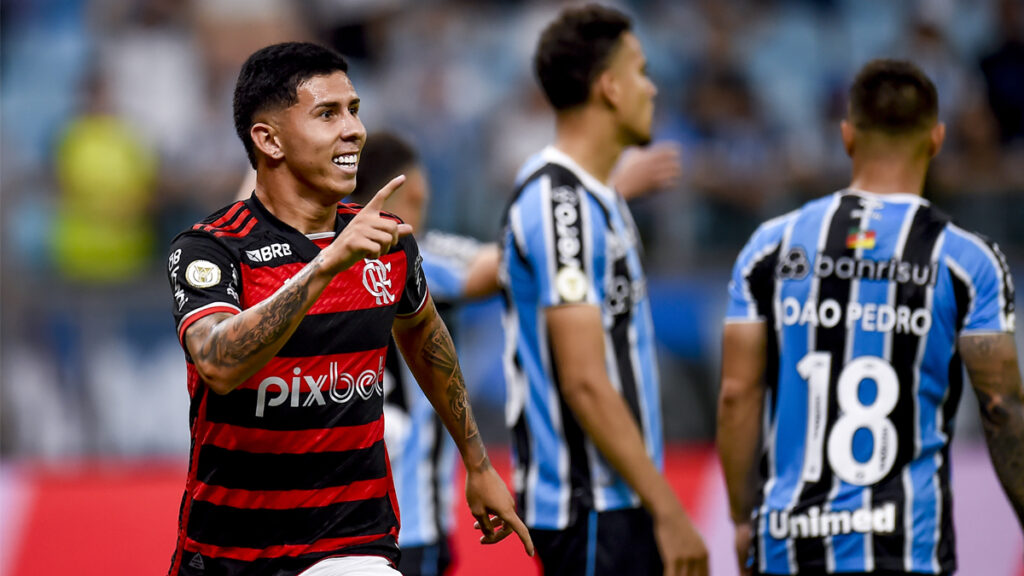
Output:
[185,260,221,288]
[362,259,395,305]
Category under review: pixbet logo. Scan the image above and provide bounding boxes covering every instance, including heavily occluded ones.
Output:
[255,361,383,417]
[362,259,395,305]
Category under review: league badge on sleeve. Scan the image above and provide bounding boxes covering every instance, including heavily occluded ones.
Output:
[185,260,222,288]
[556,267,587,302]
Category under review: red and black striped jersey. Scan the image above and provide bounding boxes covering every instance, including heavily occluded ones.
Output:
[165,195,429,576]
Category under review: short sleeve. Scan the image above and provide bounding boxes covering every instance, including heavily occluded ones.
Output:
[960,237,1016,334]
[395,236,430,318]
[725,222,786,323]
[167,232,242,348]
[513,180,602,309]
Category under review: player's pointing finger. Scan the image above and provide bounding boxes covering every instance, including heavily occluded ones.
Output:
[363,174,406,212]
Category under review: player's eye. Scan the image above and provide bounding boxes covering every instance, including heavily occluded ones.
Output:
[349,105,359,117]
[320,109,334,119]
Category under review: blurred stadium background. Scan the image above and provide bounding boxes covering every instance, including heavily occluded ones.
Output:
[1,0,1022,574]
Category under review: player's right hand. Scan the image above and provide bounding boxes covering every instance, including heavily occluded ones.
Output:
[654,507,708,576]
[734,521,753,576]
[323,175,414,273]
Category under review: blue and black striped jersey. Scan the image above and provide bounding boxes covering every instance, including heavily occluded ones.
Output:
[500,146,663,530]
[726,189,1015,574]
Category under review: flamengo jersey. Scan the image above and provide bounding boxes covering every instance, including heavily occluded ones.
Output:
[383,231,485,549]
[165,195,428,576]
[726,189,1015,575]
[500,146,664,530]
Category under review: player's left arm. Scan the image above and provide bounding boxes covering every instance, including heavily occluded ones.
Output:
[392,298,534,557]
[959,332,1024,532]
[461,244,501,300]
[717,321,767,575]
[611,141,682,200]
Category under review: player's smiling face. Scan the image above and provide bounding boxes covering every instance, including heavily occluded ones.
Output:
[605,33,656,146]
[276,71,366,199]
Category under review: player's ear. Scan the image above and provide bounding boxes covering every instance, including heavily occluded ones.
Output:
[840,120,855,157]
[251,122,284,162]
[928,122,946,158]
[595,70,620,109]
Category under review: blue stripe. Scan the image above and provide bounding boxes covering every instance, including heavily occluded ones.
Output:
[585,509,598,576]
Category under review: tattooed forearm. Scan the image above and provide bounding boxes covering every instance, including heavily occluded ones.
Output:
[421,316,481,443]
[199,265,313,367]
[976,388,1024,529]
[960,333,1024,531]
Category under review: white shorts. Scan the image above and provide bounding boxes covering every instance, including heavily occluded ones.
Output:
[299,556,401,576]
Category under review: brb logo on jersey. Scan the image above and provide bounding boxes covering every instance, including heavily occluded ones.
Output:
[362,259,395,305]
[245,242,292,263]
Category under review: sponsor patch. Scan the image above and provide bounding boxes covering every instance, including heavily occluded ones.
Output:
[185,260,221,288]
[556,267,587,302]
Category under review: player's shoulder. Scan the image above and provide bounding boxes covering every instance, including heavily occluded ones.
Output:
[170,199,256,251]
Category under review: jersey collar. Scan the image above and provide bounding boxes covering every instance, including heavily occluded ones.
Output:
[843,187,931,206]
[540,145,619,205]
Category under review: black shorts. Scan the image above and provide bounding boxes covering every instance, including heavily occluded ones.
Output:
[530,507,662,576]
[396,538,452,576]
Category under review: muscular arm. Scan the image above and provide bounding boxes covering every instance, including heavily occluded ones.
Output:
[547,304,707,575]
[717,322,767,524]
[392,297,486,466]
[959,332,1024,531]
[393,297,534,555]
[185,259,334,394]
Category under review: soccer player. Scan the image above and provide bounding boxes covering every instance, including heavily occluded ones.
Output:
[499,5,708,576]
[164,42,532,576]
[718,59,1024,576]
[346,130,684,576]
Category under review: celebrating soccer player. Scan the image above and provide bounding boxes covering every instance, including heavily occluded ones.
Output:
[164,42,532,576]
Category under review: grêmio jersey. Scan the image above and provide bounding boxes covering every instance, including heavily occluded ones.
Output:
[726,189,1015,575]
[500,146,664,530]
[165,194,428,576]
[382,230,486,549]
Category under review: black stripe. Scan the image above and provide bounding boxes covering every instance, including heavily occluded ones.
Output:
[196,442,387,490]
[511,399,532,514]
[793,194,861,567]
[982,237,1016,321]
[187,496,396,549]
[279,308,395,357]
[175,538,399,576]
[384,339,408,412]
[747,243,779,521]
[549,351,593,519]
[610,256,643,427]
[868,205,944,564]
[205,388,382,429]
[950,268,971,333]
[429,412,446,541]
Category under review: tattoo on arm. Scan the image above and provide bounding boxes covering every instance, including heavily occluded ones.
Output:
[421,316,482,445]
[196,260,317,368]
[961,334,1024,529]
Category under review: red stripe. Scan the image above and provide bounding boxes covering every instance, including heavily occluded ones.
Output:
[240,252,407,313]
[192,478,390,509]
[183,533,391,562]
[215,208,252,234]
[210,202,246,228]
[214,217,257,238]
[201,416,384,454]
[170,388,211,575]
[177,305,241,346]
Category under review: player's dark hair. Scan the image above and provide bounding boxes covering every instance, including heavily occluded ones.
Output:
[849,59,938,134]
[233,42,350,168]
[534,4,632,111]
[348,131,419,205]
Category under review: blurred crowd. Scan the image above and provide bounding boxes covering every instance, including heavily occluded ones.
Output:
[2,0,1023,458]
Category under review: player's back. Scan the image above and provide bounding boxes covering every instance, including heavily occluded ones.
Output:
[726,189,1015,574]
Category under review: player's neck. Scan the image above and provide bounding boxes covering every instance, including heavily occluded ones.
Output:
[554,112,623,185]
[254,173,339,235]
[848,154,930,197]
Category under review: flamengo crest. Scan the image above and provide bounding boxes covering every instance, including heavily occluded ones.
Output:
[362,259,394,305]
